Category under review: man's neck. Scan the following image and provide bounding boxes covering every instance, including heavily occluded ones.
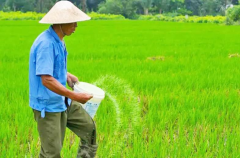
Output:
[52,24,64,41]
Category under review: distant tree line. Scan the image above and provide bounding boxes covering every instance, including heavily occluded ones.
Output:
[0,0,239,18]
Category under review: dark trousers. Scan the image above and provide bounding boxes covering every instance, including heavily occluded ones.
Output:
[33,101,98,158]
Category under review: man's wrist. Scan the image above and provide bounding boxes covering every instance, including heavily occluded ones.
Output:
[65,89,75,99]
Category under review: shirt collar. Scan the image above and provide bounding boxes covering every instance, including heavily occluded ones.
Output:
[48,25,61,43]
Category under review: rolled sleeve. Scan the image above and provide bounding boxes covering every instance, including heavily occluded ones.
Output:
[36,41,54,76]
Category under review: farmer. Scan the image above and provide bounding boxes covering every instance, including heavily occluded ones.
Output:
[29,1,97,158]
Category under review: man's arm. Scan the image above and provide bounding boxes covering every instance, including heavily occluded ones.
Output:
[41,75,92,104]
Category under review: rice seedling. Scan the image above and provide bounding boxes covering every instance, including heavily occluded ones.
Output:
[1,20,240,157]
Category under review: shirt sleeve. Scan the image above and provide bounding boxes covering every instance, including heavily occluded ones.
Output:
[35,41,54,76]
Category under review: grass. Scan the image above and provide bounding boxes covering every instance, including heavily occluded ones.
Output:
[0,20,240,157]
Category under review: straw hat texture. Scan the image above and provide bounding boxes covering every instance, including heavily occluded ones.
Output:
[39,0,91,24]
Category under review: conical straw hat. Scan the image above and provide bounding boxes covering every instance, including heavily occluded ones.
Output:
[39,0,91,24]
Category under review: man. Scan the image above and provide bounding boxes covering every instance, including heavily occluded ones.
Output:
[29,1,98,157]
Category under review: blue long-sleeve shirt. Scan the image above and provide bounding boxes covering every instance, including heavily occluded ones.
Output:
[29,26,68,117]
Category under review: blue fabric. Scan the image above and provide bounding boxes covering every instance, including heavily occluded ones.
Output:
[29,26,68,115]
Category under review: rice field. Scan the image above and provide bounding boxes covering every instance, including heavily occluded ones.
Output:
[1,20,240,157]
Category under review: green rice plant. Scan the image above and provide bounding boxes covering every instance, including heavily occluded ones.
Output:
[1,20,240,157]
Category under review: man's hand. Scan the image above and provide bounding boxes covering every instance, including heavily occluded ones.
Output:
[72,92,93,104]
[67,72,78,88]
[67,72,93,104]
